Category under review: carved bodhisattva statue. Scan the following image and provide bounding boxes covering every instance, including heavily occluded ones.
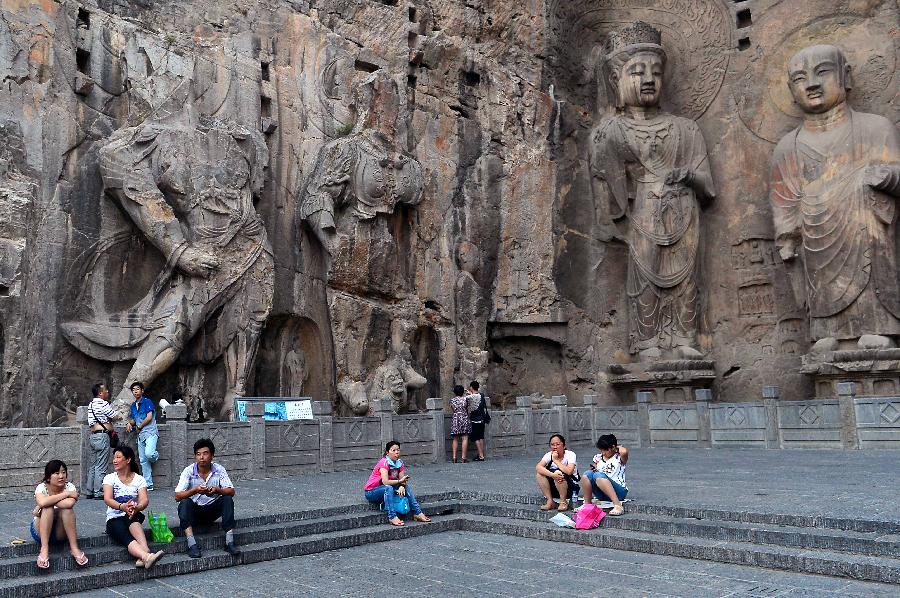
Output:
[590,23,716,360]
[62,107,274,415]
[299,71,423,276]
[770,45,900,351]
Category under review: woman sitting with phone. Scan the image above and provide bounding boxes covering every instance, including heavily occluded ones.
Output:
[363,441,432,526]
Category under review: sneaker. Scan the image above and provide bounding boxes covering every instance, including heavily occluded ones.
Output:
[224,542,242,557]
[187,543,202,559]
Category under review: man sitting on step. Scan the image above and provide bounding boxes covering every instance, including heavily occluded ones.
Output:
[175,438,240,559]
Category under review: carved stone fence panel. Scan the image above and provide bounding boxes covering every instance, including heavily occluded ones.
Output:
[0,427,81,497]
[391,414,436,464]
[490,409,528,456]
[187,423,252,480]
[709,402,769,448]
[776,400,842,449]
[332,417,382,469]
[648,404,701,445]
[532,409,556,440]
[264,421,320,473]
[853,397,900,449]
[592,406,641,448]
[565,407,592,445]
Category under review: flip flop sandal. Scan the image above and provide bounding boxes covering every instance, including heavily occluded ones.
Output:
[389,518,405,527]
[74,552,89,567]
[608,506,625,516]
[413,514,432,523]
[36,556,50,570]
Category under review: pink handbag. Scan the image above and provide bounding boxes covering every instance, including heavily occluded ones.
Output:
[575,503,606,529]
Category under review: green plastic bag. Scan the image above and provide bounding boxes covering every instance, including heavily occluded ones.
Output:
[148,511,174,544]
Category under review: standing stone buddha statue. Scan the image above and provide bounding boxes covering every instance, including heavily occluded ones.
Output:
[769,45,900,351]
[590,22,716,360]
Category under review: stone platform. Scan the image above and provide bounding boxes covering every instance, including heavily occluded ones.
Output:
[1,447,898,596]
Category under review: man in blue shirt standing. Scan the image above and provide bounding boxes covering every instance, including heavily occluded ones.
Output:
[125,382,159,491]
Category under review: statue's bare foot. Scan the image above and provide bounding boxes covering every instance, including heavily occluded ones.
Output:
[111,387,133,418]
[638,347,662,362]
[675,345,704,360]
[810,337,838,354]
[858,334,895,350]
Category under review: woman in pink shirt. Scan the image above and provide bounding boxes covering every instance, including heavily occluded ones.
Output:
[364,441,432,526]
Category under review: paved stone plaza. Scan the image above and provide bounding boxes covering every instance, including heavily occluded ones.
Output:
[71,531,899,598]
[3,445,900,545]
[2,446,900,596]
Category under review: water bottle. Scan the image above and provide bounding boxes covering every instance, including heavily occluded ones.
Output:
[158,512,167,529]
[571,487,579,506]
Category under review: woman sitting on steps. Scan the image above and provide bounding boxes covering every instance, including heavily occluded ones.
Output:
[32,459,88,570]
[535,433,579,512]
[364,441,433,527]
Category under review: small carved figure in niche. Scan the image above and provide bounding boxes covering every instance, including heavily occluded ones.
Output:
[299,70,423,275]
[279,348,308,397]
[590,22,716,360]
[62,106,274,416]
[770,45,900,351]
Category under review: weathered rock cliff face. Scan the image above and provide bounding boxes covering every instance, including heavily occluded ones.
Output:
[0,0,897,425]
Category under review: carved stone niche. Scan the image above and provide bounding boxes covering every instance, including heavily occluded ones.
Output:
[802,349,900,399]
[607,360,715,404]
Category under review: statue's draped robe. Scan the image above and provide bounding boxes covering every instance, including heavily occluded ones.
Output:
[591,113,713,353]
[62,120,274,363]
[769,110,900,341]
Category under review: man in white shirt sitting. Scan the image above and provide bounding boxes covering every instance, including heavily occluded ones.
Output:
[174,438,240,559]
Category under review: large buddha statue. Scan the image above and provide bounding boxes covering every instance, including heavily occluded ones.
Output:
[590,22,716,360]
[769,45,900,351]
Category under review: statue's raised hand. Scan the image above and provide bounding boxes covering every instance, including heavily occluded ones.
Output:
[178,247,220,277]
[665,168,694,187]
[864,164,896,192]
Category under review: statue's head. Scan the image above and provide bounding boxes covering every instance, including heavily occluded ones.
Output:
[787,45,852,115]
[603,22,667,110]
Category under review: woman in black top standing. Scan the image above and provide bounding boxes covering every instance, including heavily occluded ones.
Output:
[467,381,488,461]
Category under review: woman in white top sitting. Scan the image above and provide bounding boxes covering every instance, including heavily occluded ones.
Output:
[32,459,88,570]
[581,434,628,516]
[102,445,164,568]
[535,433,579,512]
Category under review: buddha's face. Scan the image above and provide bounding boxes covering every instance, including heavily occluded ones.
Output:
[617,51,664,108]
[787,46,849,114]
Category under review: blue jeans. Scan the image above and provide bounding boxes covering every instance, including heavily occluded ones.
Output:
[137,431,159,488]
[364,485,423,519]
[586,471,628,501]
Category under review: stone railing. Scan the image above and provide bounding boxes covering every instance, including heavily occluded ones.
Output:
[0,383,898,498]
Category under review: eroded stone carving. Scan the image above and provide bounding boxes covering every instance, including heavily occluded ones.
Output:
[770,45,900,352]
[62,105,274,416]
[300,69,428,415]
[590,22,716,360]
[299,70,423,277]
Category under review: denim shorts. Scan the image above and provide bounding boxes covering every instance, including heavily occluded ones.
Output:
[30,517,65,545]
[586,471,628,501]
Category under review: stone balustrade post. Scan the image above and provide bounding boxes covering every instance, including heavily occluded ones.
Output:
[836,381,859,450]
[164,403,188,486]
[312,401,334,472]
[426,398,445,463]
[762,385,781,449]
[583,394,599,442]
[372,398,394,449]
[76,406,90,488]
[694,388,712,448]
[551,395,569,440]
[636,391,652,448]
[516,396,534,451]
[243,402,266,479]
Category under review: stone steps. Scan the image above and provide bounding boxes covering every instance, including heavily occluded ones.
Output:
[3,493,900,595]
[0,501,460,598]
[459,501,900,558]
[460,511,900,584]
